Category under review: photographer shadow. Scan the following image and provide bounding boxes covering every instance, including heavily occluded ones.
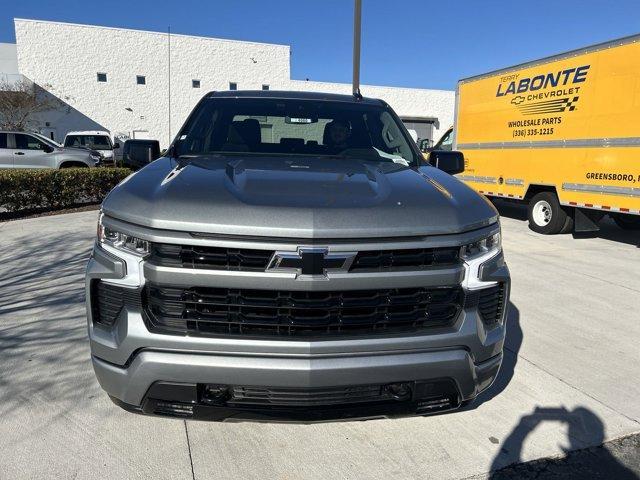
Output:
[488,406,638,479]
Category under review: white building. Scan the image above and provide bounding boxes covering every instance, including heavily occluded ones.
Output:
[2,18,454,148]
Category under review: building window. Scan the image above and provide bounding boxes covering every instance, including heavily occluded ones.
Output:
[97,72,107,82]
[192,79,200,88]
[229,82,237,91]
[136,75,146,85]
[262,84,269,91]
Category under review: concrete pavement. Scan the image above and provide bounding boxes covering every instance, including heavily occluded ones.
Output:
[0,207,638,479]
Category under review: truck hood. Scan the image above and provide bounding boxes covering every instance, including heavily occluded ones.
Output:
[58,146,94,157]
[102,156,498,238]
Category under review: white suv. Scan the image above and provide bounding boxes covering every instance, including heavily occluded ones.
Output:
[63,130,120,164]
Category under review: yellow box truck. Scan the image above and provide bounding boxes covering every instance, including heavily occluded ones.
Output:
[446,34,640,234]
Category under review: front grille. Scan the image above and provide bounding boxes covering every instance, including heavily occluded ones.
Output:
[143,379,461,418]
[143,283,463,337]
[149,243,273,271]
[206,379,459,408]
[91,281,141,326]
[226,384,393,407]
[350,247,459,271]
[148,243,461,272]
[477,284,507,327]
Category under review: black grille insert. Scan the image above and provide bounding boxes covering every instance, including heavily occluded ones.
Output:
[148,243,461,272]
[141,379,461,419]
[149,243,273,271]
[91,282,141,327]
[201,379,459,408]
[225,384,393,407]
[351,247,460,271]
[143,284,463,337]
[477,284,506,327]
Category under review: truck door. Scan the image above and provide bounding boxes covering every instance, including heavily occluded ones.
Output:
[13,133,53,168]
[433,129,453,151]
[0,133,12,168]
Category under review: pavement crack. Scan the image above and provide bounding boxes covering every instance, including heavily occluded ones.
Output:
[184,420,196,480]
[518,250,640,294]
[561,269,640,294]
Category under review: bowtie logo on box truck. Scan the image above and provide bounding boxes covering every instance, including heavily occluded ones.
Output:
[496,65,590,97]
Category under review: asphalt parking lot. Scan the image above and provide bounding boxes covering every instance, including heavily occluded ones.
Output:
[0,204,638,480]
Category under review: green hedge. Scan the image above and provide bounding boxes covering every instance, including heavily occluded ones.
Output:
[0,168,132,213]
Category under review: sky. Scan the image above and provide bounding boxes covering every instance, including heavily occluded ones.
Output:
[1,0,639,91]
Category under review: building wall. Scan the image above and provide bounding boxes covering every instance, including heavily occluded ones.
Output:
[13,18,453,147]
[15,19,290,146]
[0,43,19,74]
[0,43,22,86]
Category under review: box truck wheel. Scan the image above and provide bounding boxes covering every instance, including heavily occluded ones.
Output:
[612,213,640,230]
[528,192,569,234]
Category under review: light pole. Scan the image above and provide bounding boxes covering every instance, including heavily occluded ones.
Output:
[168,26,172,147]
[352,0,362,98]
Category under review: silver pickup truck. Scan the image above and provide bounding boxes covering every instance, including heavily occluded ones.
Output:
[85,91,510,421]
[0,131,101,168]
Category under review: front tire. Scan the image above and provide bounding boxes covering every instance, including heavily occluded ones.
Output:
[612,213,640,230]
[527,192,569,234]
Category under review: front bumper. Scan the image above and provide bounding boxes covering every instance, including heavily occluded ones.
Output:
[94,348,502,421]
[86,221,510,421]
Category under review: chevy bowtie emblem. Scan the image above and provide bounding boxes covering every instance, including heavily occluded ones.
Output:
[511,96,526,105]
[267,248,357,277]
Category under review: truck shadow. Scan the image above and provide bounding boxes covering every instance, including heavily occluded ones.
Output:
[491,199,639,247]
[487,405,638,479]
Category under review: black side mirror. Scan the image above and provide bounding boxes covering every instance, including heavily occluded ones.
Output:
[428,150,465,175]
[43,145,54,153]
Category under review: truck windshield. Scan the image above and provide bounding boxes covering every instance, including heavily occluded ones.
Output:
[64,135,112,150]
[175,98,419,165]
[32,132,62,148]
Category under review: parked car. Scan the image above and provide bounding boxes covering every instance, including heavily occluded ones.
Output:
[63,130,120,164]
[86,90,510,422]
[0,131,101,168]
[122,139,160,170]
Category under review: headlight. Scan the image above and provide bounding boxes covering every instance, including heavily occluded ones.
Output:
[97,214,149,257]
[461,229,502,290]
[461,232,501,260]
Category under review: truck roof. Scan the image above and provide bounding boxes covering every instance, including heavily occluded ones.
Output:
[65,130,111,136]
[206,90,387,106]
[459,32,640,84]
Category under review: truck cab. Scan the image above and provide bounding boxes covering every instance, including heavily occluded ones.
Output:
[431,127,454,151]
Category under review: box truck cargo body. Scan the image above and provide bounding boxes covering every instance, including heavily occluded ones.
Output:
[452,34,640,233]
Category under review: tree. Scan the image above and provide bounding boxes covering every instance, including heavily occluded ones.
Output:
[0,78,58,131]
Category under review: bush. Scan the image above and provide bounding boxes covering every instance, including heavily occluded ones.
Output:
[0,168,132,213]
